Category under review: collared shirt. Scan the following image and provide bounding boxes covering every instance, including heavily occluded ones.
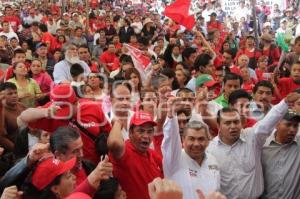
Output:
[214,94,228,108]
[249,101,272,121]
[162,117,220,199]
[261,132,300,199]
[207,100,288,199]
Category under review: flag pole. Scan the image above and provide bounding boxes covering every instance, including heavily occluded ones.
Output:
[251,0,259,46]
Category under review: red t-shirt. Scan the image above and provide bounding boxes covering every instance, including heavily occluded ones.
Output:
[242,79,256,94]
[262,46,280,66]
[99,51,118,72]
[3,16,21,32]
[75,99,111,164]
[29,99,111,164]
[207,21,222,32]
[230,65,241,75]
[110,140,163,199]
[277,77,300,99]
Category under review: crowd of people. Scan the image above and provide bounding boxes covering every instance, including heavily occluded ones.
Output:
[0,0,300,198]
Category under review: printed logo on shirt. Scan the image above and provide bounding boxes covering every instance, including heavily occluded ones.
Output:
[208,165,219,171]
[189,169,198,177]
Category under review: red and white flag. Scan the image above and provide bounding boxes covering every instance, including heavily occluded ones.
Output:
[164,0,195,30]
[124,44,151,81]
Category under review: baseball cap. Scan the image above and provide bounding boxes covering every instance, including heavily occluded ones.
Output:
[282,110,300,122]
[47,84,77,119]
[36,42,47,49]
[209,12,217,17]
[130,111,157,127]
[66,192,91,199]
[50,84,76,104]
[31,157,76,190]
[196,74,217,88]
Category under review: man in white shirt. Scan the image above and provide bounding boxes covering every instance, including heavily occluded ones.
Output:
[234,1,251,22]
[0,21,18,41]
[53,43,90,84]
[207,92,300,199]
[162,97,220,199]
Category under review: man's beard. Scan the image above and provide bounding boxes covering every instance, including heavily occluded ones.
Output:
[65,54,80,64]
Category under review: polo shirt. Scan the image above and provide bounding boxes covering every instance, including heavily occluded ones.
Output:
[207,100,288,199]
[261,133,300,199]
[162,117,220,199]
[214,94,228,108]
[110,140,163,199]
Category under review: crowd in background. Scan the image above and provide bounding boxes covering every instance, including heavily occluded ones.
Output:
[0,0,300,198]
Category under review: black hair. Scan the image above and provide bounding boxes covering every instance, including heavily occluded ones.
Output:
[228,89,252,106]
[0,82,17,91]
[22,171,63,199]
[39,24,48,32]
[70,63,84,78]
[93,178,120,199]
[13,48,26,57]
[294,36,300,45]
[182,47,196,61]
[138,37,149,46]
[293,88,300,93]
[119,54,133,65]
[176,87,195,97]
[223,72,243,86]
[217,108,239,124]
[50,127,80,154]
[253,80,274,94]
[193,53,212,72]
[161,67,180,90]
[223,49,236,60]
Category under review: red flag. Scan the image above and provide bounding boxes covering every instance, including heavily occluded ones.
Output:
[164,0,195,30]
[124,44,151,81]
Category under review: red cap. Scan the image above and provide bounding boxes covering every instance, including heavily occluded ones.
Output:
[65,192,91,199]
[50,84,76,104]
[204,79,218,88]
[130,111,157,127]
[31,157,76,190]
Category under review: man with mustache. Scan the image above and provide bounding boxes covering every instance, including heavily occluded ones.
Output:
[162,97,220,198]
[207,92,300,199]
[53,43,91,84]
[250,80,274,120]
[108,110,163,199]
[261,110,300,199]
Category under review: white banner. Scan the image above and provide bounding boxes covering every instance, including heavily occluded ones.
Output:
[221,0,286,16]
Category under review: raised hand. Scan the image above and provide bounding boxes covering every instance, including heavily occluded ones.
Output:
[196,189,227,199]
[87,155,113,189]
[148,178,183,199]
[0,186,23,199]
[28,143,50,165]
[285,92,300,108]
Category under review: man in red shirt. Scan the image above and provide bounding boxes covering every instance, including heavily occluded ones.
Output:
[108,111,163,199]
[207,12,223,33]
[99,42,119,73]
[3,6,21,33]
[17,84,111,164]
